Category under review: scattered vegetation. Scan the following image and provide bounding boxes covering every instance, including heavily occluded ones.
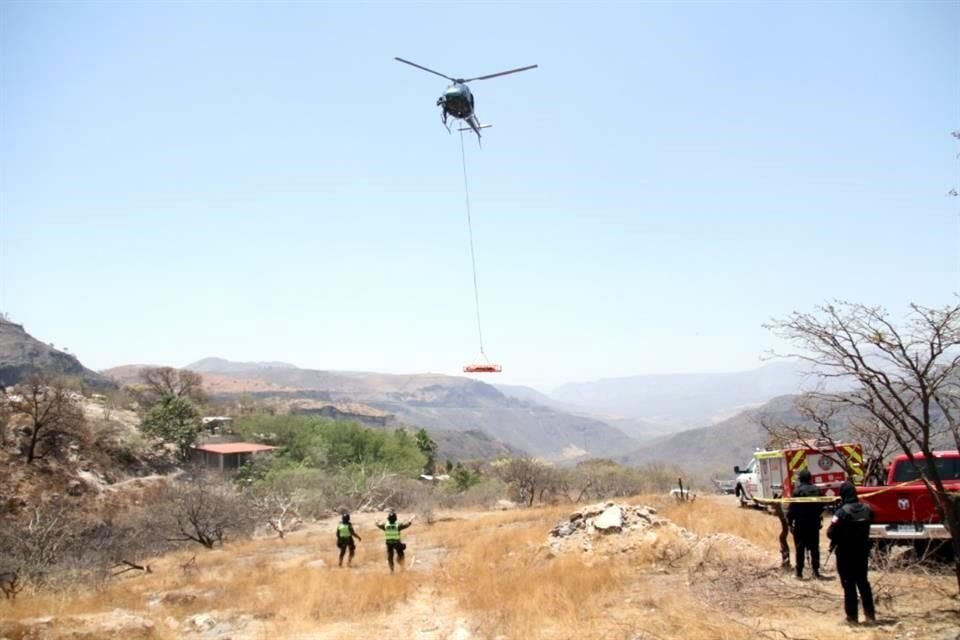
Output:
[140,395,200,461]
[1,498,956,639]
[135,367,207,460]
[4,374,89,464]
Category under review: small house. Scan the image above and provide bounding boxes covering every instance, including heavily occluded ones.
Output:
[190,442,276,472]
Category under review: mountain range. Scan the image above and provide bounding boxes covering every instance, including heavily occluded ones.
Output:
[100,360,638,461]
[550,362,815,431]
[2,317,845,470]
[185,361,640,460]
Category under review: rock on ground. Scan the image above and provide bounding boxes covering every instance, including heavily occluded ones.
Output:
[548,502,776,569]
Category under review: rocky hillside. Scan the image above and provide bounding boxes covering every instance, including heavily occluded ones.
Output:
[2,391,175,515]
[431,428,521,461]
[187,357,298,375]
[0,318,115,389]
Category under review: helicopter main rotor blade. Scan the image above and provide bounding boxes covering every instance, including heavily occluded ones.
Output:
[394,57,457,82]
[463,64,539,82]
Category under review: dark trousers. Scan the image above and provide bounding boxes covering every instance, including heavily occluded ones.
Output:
[836,553,875,622]
[386,541,405,572]
[338,540,355,566]
[793,524,821,577]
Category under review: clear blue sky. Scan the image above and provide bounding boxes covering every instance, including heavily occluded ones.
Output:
[1,1,957,390]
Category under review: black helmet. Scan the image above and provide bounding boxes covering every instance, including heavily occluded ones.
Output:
[797,469,812,484]
[341,512,350,523]
[840,481,858,504]
[387,511,397,523]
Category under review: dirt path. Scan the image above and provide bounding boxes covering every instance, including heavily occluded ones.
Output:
[297,585,469,640]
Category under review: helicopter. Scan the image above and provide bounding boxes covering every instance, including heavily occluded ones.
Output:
[394,57,538,142]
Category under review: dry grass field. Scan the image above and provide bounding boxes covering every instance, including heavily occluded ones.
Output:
[1,496,957,640]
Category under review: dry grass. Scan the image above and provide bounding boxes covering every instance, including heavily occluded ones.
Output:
[442,519,625,637]
[0,530,420,636]
[2,497,957,640]
[655,494,784,551]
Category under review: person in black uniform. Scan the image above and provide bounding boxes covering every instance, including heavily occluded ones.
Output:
[827,481,876,625]
[336,512,362,567]
[787,469,824,579]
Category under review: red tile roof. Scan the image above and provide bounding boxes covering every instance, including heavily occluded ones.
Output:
[193,443,276,455]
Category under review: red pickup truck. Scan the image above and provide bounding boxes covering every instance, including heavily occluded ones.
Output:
[856,450,960,541]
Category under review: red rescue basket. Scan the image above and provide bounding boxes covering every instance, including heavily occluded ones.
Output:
[463,363,502,373]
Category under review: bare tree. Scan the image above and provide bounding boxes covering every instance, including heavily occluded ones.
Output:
[8,376,88,463]
[0,501,77,582]
[494,458,553,506]
[137,367,206,408]
[251,487,304,539]
[156,474,252,549]
[766,301,960,592]
[339,465,400,512]
[760,395,897,485]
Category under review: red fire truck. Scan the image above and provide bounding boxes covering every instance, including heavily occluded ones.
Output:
[734,441,864,508]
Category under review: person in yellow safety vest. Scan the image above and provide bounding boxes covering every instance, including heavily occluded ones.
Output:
[375,511,415,573]
[336,512,362,567]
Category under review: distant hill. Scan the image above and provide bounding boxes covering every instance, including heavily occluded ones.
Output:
[494,384,568,409]
[102,364,297,394]
[615,377,960,483]
[615,395,806,480]
[175,358,637,460]
[495,384,664,442]
[100,364,155,385]
[431,428,522,461]
[186,358,298,375]
[551,362,819,432]
[0,318,114,389]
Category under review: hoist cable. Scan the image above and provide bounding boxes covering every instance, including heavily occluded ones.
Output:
[459,129,487,361]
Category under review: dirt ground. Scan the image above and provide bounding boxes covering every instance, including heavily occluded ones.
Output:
[1,496,957,640]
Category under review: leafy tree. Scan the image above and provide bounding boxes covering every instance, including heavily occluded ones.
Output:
[766,301,960,593]
[233,415,426,474]
[451,462,481,491]
[140,395,200,460]
[415,428,438,474]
